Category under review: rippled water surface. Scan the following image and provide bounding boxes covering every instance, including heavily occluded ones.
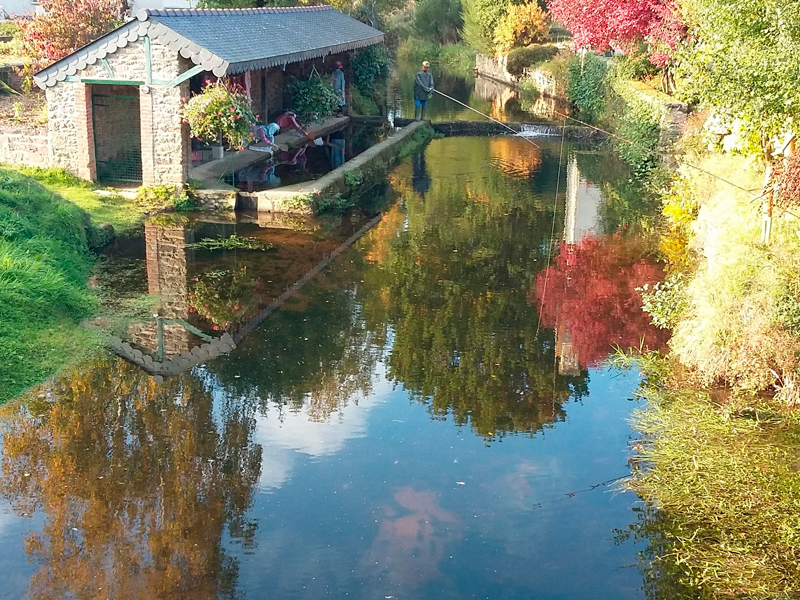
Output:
[0,137,666,599]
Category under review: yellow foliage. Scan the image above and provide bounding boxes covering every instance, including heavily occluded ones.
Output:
[493,3,549,56]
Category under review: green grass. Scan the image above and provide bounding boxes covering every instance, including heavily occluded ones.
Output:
[0,167,105,403]
[10,166,150,232]
[619,355,800,599]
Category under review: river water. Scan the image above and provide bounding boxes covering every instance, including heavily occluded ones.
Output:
[0,134,667,596]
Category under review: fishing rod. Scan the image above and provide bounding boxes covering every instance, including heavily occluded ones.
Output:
[432,88,542,149]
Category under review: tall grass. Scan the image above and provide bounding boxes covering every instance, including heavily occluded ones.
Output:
[0,168,101,403]
[623,370,800,599]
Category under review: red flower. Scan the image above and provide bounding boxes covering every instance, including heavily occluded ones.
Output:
[212,325,219,331]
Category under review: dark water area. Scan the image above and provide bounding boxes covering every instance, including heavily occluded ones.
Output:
[0,137,668,599]
[227,123,390,192]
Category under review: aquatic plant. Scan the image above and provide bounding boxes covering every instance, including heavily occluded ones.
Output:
[186,235,274,252]
[621,365,800,599]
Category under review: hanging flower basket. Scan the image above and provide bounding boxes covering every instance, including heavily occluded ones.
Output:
[181,80,257,150]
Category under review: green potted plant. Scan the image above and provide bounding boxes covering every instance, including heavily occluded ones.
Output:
[181,80,257,160]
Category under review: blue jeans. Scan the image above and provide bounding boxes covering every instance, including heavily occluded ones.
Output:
[414,98,428,120]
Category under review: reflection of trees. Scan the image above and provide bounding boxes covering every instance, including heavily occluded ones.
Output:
[0,357,261,600]
[615,504,703,600]
[361,138,590,438]
[207,256,384,423]
[534,234,669,368]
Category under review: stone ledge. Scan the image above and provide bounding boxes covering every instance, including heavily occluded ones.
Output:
[251,120,427,214]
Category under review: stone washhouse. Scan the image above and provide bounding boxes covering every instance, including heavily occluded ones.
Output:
[33,6,385,186]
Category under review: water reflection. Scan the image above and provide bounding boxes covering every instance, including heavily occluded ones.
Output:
[0,137,665,599]
[473,75,571,121]
[0,359,261,599]
[533,152,668,369]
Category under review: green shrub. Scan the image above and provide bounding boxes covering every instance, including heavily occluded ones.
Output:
[351,87,380,116]
[506,44,559,78]
[640,273,689,330]
[351,45,392,95]
[566,52,608,124]
[285,75,340,123]
[609,77,662,174]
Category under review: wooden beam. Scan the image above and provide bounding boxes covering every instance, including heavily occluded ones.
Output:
[143,34,152,85]
[79,78,145,86]
[101,58,114,78]
[166,64,204,88]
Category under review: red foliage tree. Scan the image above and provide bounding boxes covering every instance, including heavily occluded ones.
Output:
[20,0,126,65]
[531,234,669,368]
[546,0,683,65]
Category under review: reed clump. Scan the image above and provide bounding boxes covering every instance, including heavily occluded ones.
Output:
[623,362,800,599]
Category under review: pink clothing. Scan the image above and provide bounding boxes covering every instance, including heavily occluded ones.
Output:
[274,112,305,134]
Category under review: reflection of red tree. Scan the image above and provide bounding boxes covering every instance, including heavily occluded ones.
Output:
[532,235,669,368]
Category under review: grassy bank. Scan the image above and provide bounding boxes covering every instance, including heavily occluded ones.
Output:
[621,355,800,599]
[0,167,104,403]
[10,166,150,231]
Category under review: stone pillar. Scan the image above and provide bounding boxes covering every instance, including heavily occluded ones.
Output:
[128,221,190,355]
[74,83,97,181]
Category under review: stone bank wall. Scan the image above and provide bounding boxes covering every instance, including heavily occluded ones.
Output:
[0,126,48,168]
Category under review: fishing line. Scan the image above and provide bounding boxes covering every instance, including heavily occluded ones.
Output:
[433,89,541,149]
[535,114,568,348]
[552,110,763,199]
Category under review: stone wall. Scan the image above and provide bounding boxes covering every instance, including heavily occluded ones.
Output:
[0,126,48,168]
[45,35,189,185]
[476,54,513,84]
[46,83,79,174]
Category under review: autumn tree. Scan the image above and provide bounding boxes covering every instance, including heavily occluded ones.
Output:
[1,358,262,600]
[493,2,550,55]
[677,0,800,147]
[546,0,683,65]
[20,0,126,65]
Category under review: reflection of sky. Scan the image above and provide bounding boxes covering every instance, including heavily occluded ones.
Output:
[0,502,40,600]
[251,372,391,490]
[231,366,645,600]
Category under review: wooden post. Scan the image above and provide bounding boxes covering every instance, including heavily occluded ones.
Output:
[762,164,773,245]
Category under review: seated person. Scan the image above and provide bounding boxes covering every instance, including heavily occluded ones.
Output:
[251,122,287,152]
[274,111,309,137]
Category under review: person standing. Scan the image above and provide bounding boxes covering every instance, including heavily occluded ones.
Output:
[414,60,434,120]
[332,61,346,116]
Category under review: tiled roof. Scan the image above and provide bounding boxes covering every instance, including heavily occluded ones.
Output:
[34,5,383,89]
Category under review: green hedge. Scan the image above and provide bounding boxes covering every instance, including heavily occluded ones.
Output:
[506,44,559,78]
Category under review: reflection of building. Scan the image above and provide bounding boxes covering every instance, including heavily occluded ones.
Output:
[555,325,581,376]
[564,154,602,245]
[474,76,519,121]
[127,222,191,356]
[556,154,603,372]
